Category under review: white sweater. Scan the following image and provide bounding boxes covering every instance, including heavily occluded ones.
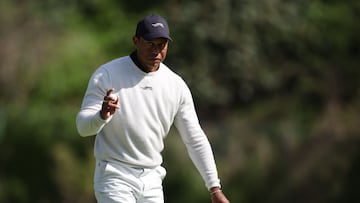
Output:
[76,56,220,189]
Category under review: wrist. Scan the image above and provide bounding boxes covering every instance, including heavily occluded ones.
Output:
[209,187,222,195]
[98,110,111,122]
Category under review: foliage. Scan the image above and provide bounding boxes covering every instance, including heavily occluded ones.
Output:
[1,0,359,202]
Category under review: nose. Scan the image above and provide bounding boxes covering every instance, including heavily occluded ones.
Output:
[151,44,162,54]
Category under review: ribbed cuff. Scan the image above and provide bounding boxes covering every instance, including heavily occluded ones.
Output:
[206,178,221,191]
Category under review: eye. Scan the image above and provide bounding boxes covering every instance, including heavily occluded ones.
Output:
[159,43,166,48]
[147,42,155,47]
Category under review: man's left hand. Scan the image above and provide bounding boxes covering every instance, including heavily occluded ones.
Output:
[210,187,230,203]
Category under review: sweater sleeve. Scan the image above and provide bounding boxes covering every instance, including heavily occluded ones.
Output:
[174,83,221,190]
[76,67,113,137]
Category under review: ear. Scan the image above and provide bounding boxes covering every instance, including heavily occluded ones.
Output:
[132,36,139,46]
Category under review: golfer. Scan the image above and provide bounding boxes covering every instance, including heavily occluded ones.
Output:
[76,14,230,203]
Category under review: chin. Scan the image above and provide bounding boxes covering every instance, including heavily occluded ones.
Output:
[151,61,161,67]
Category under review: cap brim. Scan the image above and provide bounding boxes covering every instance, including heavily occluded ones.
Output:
[142,33,172,41]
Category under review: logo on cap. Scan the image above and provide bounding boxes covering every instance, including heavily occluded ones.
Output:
[152,23,164,28]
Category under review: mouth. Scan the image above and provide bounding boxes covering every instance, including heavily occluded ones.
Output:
[149,57,161,63]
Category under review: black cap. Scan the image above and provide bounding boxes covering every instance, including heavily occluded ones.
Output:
[135,14,172,41]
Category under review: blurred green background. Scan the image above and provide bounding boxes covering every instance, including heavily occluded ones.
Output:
[1,0,360,202]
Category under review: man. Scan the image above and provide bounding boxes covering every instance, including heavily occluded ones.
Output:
[76,14,230,203]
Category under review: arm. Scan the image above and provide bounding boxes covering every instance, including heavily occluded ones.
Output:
[76,67,117,136]
[174,84,229,202]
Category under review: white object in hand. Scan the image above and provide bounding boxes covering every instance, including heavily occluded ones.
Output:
[109,93,118,101]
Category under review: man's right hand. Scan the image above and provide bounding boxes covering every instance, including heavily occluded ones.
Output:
[100,88,119,120]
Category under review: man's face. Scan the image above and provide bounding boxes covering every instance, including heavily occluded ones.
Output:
[133,36,169,72]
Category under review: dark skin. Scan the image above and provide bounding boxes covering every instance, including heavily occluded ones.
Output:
[100,36,230,203]
[133,36,169,73]
[100,88,119,120]
[210,187,230,203]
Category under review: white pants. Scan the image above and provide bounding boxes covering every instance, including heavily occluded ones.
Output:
[94,160,166,203]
